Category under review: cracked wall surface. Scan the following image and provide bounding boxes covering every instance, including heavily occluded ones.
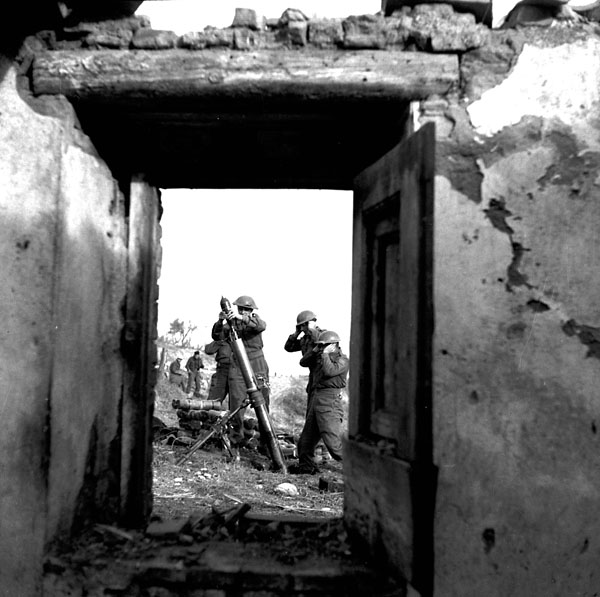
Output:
[0,55,133,596]
[3,5,600,596]
[432,29,600,597]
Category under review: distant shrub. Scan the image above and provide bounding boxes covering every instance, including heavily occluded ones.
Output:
[270,376,308,435]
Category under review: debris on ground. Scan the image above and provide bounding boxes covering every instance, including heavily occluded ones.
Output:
[43,374,361,595]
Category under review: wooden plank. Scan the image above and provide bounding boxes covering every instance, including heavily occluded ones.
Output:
[344,438,437,595]
[344,439,415,578]
[120,180,160,527]
[32,49,459,101]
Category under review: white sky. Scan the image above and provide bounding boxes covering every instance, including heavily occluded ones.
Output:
[138,2,377,375]
[158,191,353,376]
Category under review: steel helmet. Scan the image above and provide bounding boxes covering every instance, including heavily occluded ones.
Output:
[233,295,257,309]
[296,310,317,325]
[316,330,340,344]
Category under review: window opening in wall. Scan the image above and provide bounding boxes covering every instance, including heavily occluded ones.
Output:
[153,188,353,521]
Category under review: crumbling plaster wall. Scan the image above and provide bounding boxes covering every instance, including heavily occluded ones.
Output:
[0,50,143,595]
[430,28,600,596]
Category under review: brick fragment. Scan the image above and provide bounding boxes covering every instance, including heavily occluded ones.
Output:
[132,28,178,49]
[308,18,344,47]
[202,28,234,48]
[342,14,386,49]
[278,8,309,26]
[178,32,207,50]
[86,30,133,49]
[318,475,345,493]
[146,518,190,539]
[382,15,411,47]
[232,8,265,30]
[288,21,308,45]
[233,28,280,50]
[400,3,490,52]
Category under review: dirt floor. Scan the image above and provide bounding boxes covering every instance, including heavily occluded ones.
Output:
[42,377,401,596]
[151,370,346,520]
[152,441,344,521]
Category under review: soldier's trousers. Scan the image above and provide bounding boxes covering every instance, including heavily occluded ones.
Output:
[169,373,186,391]
[186,370,202,393]
[207,366,229,402]
[297,388,344,470]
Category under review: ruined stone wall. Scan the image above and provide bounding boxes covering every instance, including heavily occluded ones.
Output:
[3,5,600,596]
[0,47,157,594]
[429,27,600,597]
[42,10,600,596]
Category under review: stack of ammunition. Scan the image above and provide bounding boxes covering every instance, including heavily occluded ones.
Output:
[172,398,226,437]
[171,398,297,457]
[171,399,264,447]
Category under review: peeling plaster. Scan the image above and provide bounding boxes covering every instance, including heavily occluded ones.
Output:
[483,197,513,234]
[467,39,600,145]
[536,129,600,197]
[483,198,531,292]
[438,114,544,204]
[562,319,600,360]
[527,299,550,313]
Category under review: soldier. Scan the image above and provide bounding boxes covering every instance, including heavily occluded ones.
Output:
[289,330,348,475]
[185,350,205,396]
[284,309,323,412]
[212,295,270,447]
[204,320,232,403]
[168,357,187,391]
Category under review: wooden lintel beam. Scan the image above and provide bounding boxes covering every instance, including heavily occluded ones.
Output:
[32,49,458,102]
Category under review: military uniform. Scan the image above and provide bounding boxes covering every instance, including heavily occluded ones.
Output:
[168,358,186,390]
[204,339,231,403]
[295,344,348,472]
[185,353,204,394]
[212,311,270,445]
[284,324,322,403]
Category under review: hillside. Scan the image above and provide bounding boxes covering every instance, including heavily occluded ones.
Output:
[154,341,349,438]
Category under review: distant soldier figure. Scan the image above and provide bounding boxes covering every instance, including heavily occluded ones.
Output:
[289,330,348,475]
[204,319,232,403]
[185,350,205,395]
[168,357,187,391]
[212,295,270,447]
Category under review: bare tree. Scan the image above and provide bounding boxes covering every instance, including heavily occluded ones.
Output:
[166,318,197,348]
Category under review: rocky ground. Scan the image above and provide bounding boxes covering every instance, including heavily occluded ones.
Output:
[152,371,346,521]
[153,441,344,521]
[42,370,399,596]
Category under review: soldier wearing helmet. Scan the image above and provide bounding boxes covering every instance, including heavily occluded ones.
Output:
[211,295,270,447]
[285,310,320,354]
[284,310,323,401]
[289,329,348,475]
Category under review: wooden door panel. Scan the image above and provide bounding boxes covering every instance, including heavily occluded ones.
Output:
[351,122,434,460]
[347,122,435,594]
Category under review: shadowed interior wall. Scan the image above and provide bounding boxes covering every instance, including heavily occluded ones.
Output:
[0,54,159,595]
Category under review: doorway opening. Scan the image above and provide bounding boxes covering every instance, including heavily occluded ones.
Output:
[153,188,353,521]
